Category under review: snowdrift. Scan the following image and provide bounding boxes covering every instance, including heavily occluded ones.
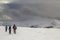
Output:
[0,26,60,40]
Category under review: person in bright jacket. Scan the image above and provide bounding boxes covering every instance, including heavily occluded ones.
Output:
[13,24,17,34]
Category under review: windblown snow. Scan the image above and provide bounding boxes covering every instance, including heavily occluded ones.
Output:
[0,26,60,40]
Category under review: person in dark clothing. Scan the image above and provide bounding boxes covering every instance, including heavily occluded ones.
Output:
[5,25,7,32]
[13,24,17,34]
[9,26,11,34]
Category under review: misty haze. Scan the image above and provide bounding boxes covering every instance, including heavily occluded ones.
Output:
[0,0,60,28]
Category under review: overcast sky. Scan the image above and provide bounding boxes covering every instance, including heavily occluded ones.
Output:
[1,0,60,18]
[0,0,60,26]
[0,0,60,18]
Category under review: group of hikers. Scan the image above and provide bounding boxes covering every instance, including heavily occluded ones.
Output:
[5,24,17,34]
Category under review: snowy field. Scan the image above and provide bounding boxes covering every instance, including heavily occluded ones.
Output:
[0,26,60,40]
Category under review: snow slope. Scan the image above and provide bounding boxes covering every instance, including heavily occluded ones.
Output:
[0,26,60,40]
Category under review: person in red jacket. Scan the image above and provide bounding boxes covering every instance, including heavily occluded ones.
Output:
[13,24,17,34]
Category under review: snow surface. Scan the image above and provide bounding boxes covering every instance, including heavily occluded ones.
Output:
[0,26,60,40]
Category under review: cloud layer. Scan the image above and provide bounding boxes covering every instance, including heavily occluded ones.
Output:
[10,0,60,19]
[0,0,60,26]
[0,0,12,3]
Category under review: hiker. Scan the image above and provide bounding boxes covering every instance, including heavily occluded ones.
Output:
[9,26,11,34]
[13,24,17,34]
[5,25,7,32]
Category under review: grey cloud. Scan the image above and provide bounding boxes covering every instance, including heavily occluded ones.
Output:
[6,3,23,9]
[0,0,60,26]
[9,0,60,19]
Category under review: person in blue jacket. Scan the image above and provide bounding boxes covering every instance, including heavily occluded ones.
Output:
[9,26,11,34]
[5,25,7,32]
